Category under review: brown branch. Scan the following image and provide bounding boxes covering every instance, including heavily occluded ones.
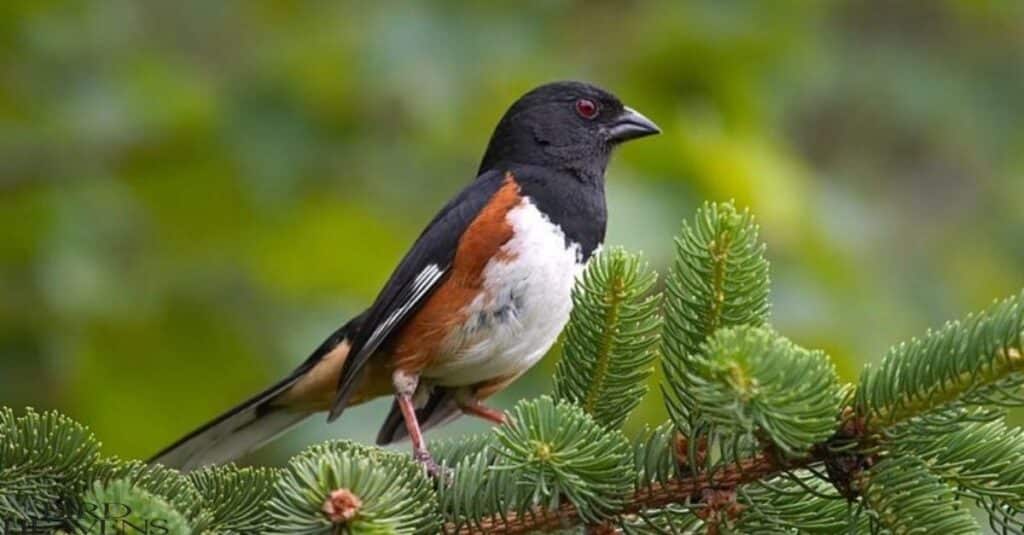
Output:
[444,450,814,534]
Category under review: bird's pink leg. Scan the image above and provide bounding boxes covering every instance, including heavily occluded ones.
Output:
[459,399,507,425]
[393,371,441,476]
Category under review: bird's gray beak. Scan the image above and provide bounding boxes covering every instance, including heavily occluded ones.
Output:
[607,106,661,143]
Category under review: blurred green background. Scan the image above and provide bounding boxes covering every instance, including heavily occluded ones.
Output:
[2,1,1022,466]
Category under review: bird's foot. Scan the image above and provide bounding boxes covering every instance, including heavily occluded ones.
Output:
[413,447,449,480]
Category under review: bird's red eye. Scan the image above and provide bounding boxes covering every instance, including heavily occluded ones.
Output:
[575,98,599,119]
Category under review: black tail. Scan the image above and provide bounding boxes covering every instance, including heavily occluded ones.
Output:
[147,371,312,472]
[149,315,364,472]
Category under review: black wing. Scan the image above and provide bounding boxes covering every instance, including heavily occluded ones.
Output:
[326,169,508,420]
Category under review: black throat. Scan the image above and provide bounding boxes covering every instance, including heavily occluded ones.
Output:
[503,163,607,262]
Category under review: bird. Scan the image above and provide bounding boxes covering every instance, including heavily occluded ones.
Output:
[150,80,660,473]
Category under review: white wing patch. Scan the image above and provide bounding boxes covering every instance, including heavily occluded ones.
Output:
[364,263,444,351]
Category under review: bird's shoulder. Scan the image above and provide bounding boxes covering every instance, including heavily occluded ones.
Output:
[331,170,515,398]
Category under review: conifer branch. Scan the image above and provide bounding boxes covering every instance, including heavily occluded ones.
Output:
[661,201,772,439]
[553,247,661,429]
[664,326,842,457]
[6,202,1024,535]
[77,480,191,534]
[889,415,1024,519]
[190,464,277,533]
[662,201,770,362]
[856,455,979,533]
[269,440,440,534]
[855,291,1024,432]
[0,408,101,524]
[88,458,208,526]
[444,447,812,534]
[735,471,865,533]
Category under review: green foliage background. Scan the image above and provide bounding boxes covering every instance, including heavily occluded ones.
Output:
[1,0,1022,467]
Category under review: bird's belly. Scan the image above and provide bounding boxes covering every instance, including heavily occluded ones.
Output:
[423,201,588,387]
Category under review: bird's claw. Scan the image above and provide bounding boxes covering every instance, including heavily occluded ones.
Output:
[413,448,452,482]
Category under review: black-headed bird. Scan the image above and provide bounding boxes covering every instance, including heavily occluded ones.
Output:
[151,81,660,474]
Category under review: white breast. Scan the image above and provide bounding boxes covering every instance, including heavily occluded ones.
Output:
[423,198,587,387]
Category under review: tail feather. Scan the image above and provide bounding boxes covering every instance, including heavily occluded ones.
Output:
[150,314,366,472]
[148,374,311,472]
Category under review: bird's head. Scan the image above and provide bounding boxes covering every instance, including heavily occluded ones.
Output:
[478,81,660,181]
